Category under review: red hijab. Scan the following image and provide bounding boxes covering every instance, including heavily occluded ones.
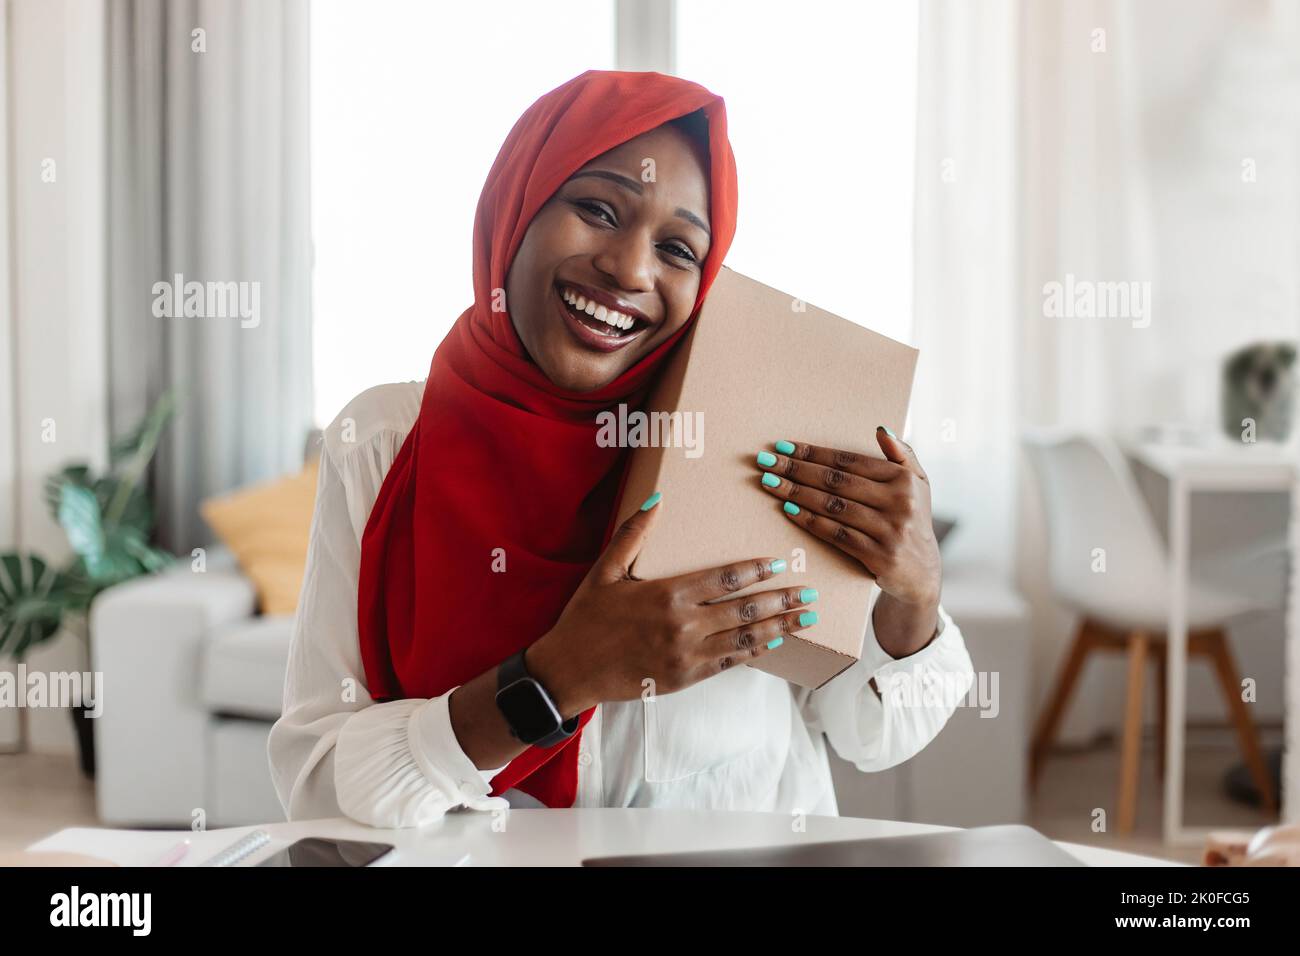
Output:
[356,70,739,808]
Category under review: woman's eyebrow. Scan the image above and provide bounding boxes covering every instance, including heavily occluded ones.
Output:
[569,169,643,194]
[675,207,711,239]
[568,168,711,238]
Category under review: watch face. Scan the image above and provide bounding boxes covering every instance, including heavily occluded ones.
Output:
[497,678,559,742]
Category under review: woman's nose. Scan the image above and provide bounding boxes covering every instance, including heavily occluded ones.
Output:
[592,231,655,294]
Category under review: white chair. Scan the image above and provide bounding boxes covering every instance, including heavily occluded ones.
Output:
[1021,429,1275,833]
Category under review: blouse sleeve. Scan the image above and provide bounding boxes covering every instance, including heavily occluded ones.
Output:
[267,427,509,828]
[799,586,975,773]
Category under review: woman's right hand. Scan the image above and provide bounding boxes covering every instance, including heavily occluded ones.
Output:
[525,493,819,717]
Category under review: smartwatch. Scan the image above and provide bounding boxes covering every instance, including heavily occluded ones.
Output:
[495,649,579,748]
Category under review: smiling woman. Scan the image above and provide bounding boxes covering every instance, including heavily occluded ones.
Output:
[505,113,713,390]
[269,70,973,829]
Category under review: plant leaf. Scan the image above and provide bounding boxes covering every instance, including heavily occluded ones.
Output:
[58,561,99,615]
[57,483,108,574]
[57,486,146,585]
[43,464,93,522]
[104,389,179,527]
[97,477,153,535]
[122,537,174,574]
[0,552,69,661]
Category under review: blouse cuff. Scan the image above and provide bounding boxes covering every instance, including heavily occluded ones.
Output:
[410,690,511,808]
[863,603,953,675]
[808,599,972,772]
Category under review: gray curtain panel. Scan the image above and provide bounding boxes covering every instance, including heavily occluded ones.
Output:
[106,0,312,554]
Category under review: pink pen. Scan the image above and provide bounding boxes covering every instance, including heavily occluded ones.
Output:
[152,839,192,867]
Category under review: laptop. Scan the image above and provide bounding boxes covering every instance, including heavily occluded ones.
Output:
[581,824,1085,867]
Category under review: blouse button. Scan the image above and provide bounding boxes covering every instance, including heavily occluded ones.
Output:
[578,750,593,767]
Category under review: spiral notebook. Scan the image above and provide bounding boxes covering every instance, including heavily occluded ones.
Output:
[198,829,271,867]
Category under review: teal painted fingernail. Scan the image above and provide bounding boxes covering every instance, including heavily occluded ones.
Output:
[798,611,819,626]
[783,501,800,516]
[775,440,795,455]
[761,472,780,488]
[756,451,777,467]
[769,558,787,574]
[799,588,818,603]
[640,491,662,511]
[879,425,896,438]
[766,636,784,650]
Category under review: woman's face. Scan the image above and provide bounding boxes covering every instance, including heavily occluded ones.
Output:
[505,123,712,392]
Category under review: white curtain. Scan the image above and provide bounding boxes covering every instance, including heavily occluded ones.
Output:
[1014,0,1161,744]
[106,0,313,554]
[916,0,1299,770]
[910,0,1019,584]
[1,0,110,753]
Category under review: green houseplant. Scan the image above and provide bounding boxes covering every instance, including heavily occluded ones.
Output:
[0,391,179,774]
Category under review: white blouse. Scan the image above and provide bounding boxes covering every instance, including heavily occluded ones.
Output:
[268,381,976,828]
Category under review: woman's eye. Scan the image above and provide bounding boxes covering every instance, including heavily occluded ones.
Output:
[571,199,696,263]
[575,200,616,225]
[661,241,697,263]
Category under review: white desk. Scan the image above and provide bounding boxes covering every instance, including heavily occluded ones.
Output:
[28,809,1178,867]
[1126,441,1295,845]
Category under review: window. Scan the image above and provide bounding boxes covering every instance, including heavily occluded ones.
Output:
[311,0,615,425]
[676,0,918,344]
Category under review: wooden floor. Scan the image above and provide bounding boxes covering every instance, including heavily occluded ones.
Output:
[1028,724,1281,864]
[0,752,99,854]
[0,726,1282,862]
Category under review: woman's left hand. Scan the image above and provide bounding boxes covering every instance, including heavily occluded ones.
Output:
[753,427,942,658]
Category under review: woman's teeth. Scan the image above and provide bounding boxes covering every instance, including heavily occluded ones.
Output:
[560,286,637,333]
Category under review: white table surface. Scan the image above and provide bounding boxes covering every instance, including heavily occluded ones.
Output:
[1128,440,1296,490]
[28,809,1180,867]
[1126,439,1295,845]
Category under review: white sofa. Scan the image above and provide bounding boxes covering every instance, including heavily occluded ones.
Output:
[91,552,1029,828]
[91,549,291,826]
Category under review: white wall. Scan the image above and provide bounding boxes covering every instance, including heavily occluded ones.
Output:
[0,0,108,754]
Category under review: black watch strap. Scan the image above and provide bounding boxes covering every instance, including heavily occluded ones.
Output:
[495,648,527,693]
[496,650,579,748]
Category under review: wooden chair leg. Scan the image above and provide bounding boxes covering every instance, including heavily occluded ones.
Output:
[1154,642,1167,780]
[1117,631,1149,835]
[1204,629,1277,815]
[1029,620,1096,788]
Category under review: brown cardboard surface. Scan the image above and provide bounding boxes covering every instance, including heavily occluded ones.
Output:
[613,267,918,689]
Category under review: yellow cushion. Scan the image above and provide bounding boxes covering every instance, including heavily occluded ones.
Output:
[200,458,320,615]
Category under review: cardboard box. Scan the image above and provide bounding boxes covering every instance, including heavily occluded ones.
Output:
[614,267,918,689]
